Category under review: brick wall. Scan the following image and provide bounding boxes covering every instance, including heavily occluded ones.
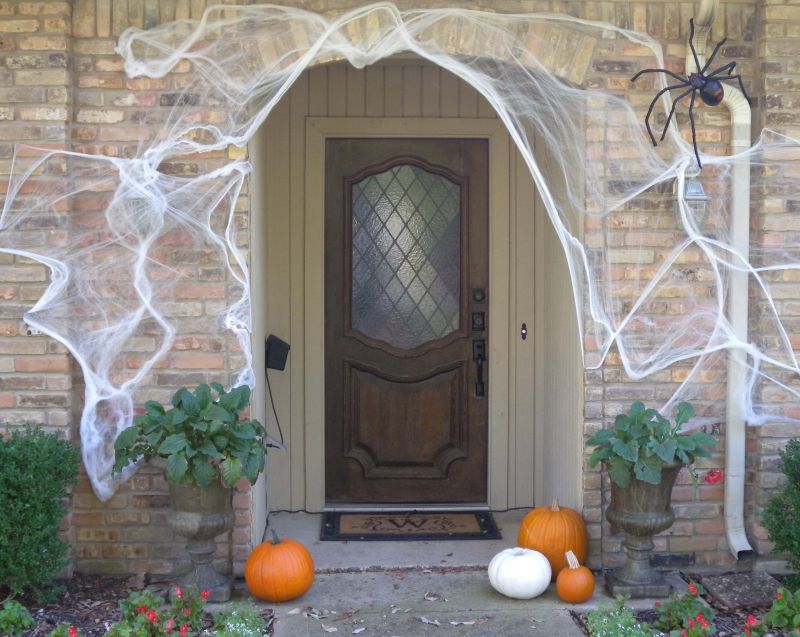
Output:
[746,0,800,560]
[0,0,798,578]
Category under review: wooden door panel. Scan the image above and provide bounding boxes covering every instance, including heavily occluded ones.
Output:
[325,138,488,504]
[344,362,467,479]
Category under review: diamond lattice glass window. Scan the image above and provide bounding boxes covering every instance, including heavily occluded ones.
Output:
[351,164,461,349]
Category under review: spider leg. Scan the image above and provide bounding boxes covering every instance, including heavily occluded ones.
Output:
[701,37,727,74]
[687,89,702,169]
[706,61,736,77]
[720,73,753,105]
[631,68,690,84]
[660,87,694,141]
[643,82,693,146]
[688,18,703,73]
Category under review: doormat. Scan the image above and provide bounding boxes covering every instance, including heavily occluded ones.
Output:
[320,511,501,541]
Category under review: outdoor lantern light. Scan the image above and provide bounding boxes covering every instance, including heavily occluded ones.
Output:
[676,176,710,223]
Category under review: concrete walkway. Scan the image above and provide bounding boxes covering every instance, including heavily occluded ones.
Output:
[256,511,669,636]
[268,569,587,636]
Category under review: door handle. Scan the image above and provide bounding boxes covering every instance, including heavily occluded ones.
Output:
[472,339,486,397]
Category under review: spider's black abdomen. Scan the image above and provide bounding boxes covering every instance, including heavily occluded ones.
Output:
[700,78,724,105]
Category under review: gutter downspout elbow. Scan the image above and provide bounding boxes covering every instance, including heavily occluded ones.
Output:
[689,0,755,561]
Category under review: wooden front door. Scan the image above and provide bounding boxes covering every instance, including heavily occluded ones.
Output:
[325,138,489,504]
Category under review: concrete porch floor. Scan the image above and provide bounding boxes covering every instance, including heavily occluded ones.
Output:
[268,509,532,573]
[260,510,678,636]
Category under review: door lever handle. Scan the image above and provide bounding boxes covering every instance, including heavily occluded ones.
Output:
[472,339,486,397]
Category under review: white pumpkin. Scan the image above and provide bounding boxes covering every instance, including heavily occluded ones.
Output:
[488,547,552,599]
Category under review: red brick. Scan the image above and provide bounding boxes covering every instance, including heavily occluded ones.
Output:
[15,355,69,372]
[171,353,225,370]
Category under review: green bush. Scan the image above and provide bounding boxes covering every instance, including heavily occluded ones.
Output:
[0,426,80,602]
[763,438,800,588]
[0,600,35,636]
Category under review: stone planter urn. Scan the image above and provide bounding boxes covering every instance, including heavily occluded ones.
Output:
[605,462,682,598]
[168,480,234,602]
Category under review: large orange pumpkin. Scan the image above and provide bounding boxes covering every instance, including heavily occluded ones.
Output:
[245,529,314,602]
[517,499,588,577]
[556,550,595,603]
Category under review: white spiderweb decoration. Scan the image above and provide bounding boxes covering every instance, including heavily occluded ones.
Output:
[1,3,798,500]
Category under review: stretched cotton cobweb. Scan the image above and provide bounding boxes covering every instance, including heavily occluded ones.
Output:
[1,3,797,499]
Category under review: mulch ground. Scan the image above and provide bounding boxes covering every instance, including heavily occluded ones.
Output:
[570,571,791,637]
[17,574,274,637]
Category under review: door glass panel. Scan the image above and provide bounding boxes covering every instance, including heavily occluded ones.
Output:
[351,164,461,349]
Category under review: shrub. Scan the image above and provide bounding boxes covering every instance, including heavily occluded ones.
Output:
[762,438,800,588]
[213,602,268,637]
[585,596,653,637]
[49,625,84,637]
[652,581,715,632]
[0,426,80,602]
[764,587,800,632]
[106,586,210,637]
[0,600,35,636]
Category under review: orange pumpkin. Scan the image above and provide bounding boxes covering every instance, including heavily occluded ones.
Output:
[245,529,314,602]
[556,550,595,603]
[517,499,588,577]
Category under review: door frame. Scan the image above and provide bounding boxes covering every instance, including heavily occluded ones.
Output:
[305,117,510,511]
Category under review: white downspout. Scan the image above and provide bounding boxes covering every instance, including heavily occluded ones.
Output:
[690,0,755,560]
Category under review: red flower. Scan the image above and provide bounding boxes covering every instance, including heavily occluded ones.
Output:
[68,627,78,637]
[696,613,705,622]
[165,619,174,632]
[200,589,210,600]
[183,608,191,616]
[777,591,783,601]
[146,610,158,623]
[136,605,148,615]
[744,626,750,635]
[654,601,661,607]
[704,469,723,484]
[175,587,183,599]
[681,631,688,637]
[747,615,758,627]
[179,625,188,637]
[688,583,699,596]
[687,618,695,628]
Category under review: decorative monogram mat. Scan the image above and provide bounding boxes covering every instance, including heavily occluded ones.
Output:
[320,511,501,541]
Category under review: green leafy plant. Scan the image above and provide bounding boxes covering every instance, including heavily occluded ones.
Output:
[0,600,34,636]
[653,581,716,632]
[48,625,84,637]
[587,401,716,487]
[114,384,267,487]
[735,613,767,637]
[0,426,80,602]
[764,587,800,632]
[213,602,268,637]
[762,439,800,588]
[106,586,209,637]
[673,616,714,637]
[584,596,653,637]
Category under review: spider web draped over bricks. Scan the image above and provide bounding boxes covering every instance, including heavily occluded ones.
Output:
[0,4,798,499]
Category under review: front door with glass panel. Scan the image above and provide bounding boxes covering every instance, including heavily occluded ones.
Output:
[324,138,489,504]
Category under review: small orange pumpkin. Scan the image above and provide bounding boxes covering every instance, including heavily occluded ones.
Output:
[556,550,595,603]
[245,529,314,602]
[517,499,588,577]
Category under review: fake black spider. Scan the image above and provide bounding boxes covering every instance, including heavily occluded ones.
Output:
[631,18,751,169]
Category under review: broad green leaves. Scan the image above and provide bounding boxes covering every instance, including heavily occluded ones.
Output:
[112,384,269,488]
[585,401,716,488]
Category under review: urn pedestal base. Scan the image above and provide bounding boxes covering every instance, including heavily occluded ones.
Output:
[605,463,682,599]
[168,482,234,603]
